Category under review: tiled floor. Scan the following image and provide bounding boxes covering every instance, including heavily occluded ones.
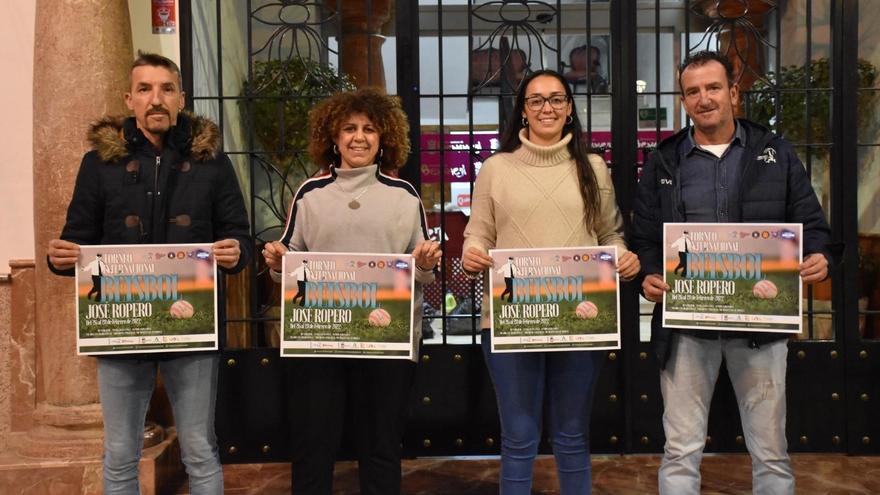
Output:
[174,454,880,494]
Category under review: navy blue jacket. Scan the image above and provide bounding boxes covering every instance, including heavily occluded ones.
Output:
[49,113,252,356]
[631,119,832,367]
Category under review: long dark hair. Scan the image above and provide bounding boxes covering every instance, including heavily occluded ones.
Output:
[499,69,601,231]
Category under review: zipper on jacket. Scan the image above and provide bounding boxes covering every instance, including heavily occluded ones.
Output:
[147,155,161,242]
[154,156,161,195]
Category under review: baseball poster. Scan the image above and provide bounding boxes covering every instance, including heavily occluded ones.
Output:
[280,252,415,360]
[662,223,803,333]
[488,247,621,352]
[76,244,218,355]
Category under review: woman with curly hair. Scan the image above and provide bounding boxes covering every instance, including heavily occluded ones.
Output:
[263,87,441,495]
[462,70,640,494]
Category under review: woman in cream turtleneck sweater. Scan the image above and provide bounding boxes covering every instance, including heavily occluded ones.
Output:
[463,70,641,494]
[263,88,441,495]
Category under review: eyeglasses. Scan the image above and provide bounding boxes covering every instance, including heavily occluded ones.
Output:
[524,94,569,112]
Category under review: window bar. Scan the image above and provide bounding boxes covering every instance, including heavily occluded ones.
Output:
[556,0,562,75]
[438,0,450,345]
[336,1,343,78]
[179,0,194,110]
[805,0,816,339]
[216,0,224,132]
[585,0,593,145]
[684,0,691,128]
[773,0,782,133]
[468,0,479,344]
[246,0,259,347]
[367,0,373,86]
[655,0,662,146]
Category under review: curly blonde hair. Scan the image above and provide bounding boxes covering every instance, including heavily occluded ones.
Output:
[308,87,411,171]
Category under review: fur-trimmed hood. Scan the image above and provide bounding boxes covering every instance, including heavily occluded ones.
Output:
[87,111,221,163]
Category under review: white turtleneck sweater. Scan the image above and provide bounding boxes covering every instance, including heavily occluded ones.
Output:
[274,164,434,355]
[463,130,627,327]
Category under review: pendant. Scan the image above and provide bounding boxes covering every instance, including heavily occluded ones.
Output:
[348,200,361,210]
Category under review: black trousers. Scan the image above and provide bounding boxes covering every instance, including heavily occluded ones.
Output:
[88,274,102,301]
[500,276,514,302]
[286,357,416,495]
[674,251,687,276]
[293,280,307,306]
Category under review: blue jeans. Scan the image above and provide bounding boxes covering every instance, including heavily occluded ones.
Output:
[659,333,793,495]
[97,354,223,495]
[482,330,601,495]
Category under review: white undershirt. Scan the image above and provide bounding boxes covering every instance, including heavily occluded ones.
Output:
[699,143,731,158]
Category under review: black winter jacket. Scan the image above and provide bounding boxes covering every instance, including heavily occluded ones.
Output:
[49,112,252,354]
[631,119,832,368]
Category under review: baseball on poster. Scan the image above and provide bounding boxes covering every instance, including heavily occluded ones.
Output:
[662,223,803,333]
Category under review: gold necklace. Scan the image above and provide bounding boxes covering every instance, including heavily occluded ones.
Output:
[336,180,372,210]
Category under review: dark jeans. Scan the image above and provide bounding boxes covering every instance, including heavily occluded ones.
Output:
[482,330,601,494]
[286,358,416,495]
[500,277,514,302]
[292,280,307,306]
[88,274,102,301]
[674,251,687,276]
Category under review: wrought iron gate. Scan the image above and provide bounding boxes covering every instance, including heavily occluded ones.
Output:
[180,0,880,462]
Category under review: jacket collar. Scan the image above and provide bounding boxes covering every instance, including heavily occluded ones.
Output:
[87,111,221,163]
[681,120,747,157]
[654,118,777,174]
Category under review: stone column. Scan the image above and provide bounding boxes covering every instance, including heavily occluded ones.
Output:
[0,274,10,452]
[22,0,133,459]
[330,0,392,89]
[7,261,36,440]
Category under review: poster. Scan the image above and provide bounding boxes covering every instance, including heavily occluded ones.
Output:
[76,244,217,355]
[488,247,620,352]
[280,252,415,359]
[662,223,803,333]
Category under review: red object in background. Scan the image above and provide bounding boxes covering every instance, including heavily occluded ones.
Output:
[420,132,498,184]
[420,130,674,184]
[422,211,478,308]
[425,211,468,259]
[152,0,176,34]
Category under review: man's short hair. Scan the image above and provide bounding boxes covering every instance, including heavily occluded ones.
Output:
[130,51,182,88]
[678,50,735,93]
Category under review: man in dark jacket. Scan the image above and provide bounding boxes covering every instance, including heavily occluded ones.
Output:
[631,51,830,495]
[47,52,251,494]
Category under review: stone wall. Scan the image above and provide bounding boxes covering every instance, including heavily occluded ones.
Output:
[0,274,10,451]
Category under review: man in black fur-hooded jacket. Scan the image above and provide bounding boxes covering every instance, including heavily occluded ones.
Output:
[47,53,250,495]
[631,51,830,495]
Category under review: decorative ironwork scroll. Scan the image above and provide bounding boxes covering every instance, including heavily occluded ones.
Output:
[688,0,778,89]
[469,1,560,92]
